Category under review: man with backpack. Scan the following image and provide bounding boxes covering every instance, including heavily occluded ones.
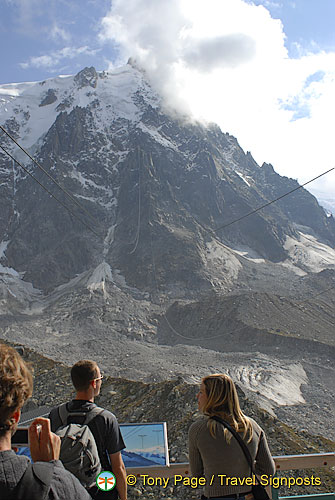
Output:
[0,343,92,500]
[49,359,127,500]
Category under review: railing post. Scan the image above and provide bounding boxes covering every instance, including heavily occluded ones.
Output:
[272,485,279,500]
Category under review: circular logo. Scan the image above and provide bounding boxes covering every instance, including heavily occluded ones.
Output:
[96,471,116,491]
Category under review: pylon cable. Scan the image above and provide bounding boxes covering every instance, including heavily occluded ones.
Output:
[298,285,335,303]
[0,145,102,239]
[145,159,335,343]
[129,149,142,254]
[214,167,334,232]
[0,125,101,228]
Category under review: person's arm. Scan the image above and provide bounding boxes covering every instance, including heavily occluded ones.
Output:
[188,422,204,477]
[29,418,93,499]
[28,417,60,462]
[110,451,127,500]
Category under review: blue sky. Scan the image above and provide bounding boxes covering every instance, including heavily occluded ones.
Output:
[1,0,335,196]
[252,1,335,54]
[121,423,165,453]
[1,0,113,83]
[1,0,334,84]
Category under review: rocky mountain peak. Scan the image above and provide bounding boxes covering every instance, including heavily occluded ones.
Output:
[0,64,334,306]
[39,88,58,107]
[74,66,98,88]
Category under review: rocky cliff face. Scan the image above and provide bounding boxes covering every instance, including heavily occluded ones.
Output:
[1,63,334,304]
[0,65,334,417]
[1,67,334,496]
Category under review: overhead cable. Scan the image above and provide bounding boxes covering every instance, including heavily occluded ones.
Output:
[145,159,335,343]
[299,285,335,303]
[0,125,101,228]
[129,148,142,254]
[214,166,334,232]
[0,145,102,239]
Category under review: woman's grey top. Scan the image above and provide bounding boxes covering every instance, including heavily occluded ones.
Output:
[188,415,276,498]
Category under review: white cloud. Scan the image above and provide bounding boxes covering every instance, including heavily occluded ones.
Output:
[98,0,335,196]
[252,0,282,8]
[20,46,100,70]
[182,34,256,71]
[50,23,71,43]
[20,55,54,69]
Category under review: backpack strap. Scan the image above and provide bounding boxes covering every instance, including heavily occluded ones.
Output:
[58,403,70,425]
[83,406,106,425]
[86,408,112,471]
[58,403,105,426]
[9,461,54,500]
[57,403,87,426]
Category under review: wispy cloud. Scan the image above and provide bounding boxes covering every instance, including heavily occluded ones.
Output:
[251,0,282,9]
[98,0,335,194]
[7,0,85,41]
[49,23,71,43]
[6,0,47,35]
[20,46,100,70]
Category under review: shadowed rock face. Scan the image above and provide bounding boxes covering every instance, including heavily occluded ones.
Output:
[1,68,334,491]
[0,64,334,357]
[158,289,335,353]
[1,65,334,296]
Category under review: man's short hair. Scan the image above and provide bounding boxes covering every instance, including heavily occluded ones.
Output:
[0,344,33,436]
[71,360,99,391]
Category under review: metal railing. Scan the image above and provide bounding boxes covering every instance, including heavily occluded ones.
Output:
[126,452,335,499]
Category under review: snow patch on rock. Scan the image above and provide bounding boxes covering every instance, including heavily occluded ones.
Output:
[0,241,9,260]
[0,264,41,312]
[228,362,307,407]
[87,261,112,295]
[231,245,266,263]
[235,170,251,186]
[284,232,335,273]
[205,240,242,280]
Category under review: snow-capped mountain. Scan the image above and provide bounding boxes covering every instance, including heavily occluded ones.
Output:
[0,63,334,332]
[1,66,334,462]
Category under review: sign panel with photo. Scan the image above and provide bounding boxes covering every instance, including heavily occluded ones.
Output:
[12,418,170,468]
[120,422,169,467]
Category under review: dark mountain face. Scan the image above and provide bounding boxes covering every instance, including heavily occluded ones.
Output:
[0,64,334,304]
[1,65,334,459]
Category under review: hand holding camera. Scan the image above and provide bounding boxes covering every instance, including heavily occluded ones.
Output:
[28,417,61,462]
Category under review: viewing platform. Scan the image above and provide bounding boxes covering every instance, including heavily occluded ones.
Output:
[126,452,335,499]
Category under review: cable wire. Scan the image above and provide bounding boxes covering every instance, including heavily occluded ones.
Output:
[145,158,335,343]
[0,145,102,239]
[213,167,334,232]
[129,148,142,254]
[0,125,101,228]
[2,128,333,339]
[298,285,335,303]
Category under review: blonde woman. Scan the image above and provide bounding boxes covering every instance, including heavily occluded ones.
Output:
[188,374,275,500]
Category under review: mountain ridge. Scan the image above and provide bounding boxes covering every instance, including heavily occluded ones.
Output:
[0,65,334,439]
[1,65,334,285]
